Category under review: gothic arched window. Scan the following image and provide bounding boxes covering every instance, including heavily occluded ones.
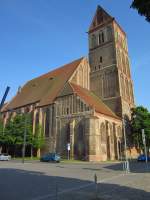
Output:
[122,53,126,74]
[125,79,129,98]
[100,123,106,143]
[126,57,130,77]
[100,56,103,63]
[109,124,114,144]
[117,126,122,138]
[45,108,50,137]
[35,112,39,125]
[98,32,105,45]
[120,74,125,97]
[91,34,96,48]
[107,26,112,41]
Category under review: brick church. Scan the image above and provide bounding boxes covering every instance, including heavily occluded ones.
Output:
[1,6,135,161]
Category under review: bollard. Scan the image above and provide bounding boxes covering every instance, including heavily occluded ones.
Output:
[94,173,98,198]
[126,160,130,173]
[123,161,125,171]
[123,161,130,174]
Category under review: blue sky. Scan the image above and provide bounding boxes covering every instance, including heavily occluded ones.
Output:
[0,0,150,110]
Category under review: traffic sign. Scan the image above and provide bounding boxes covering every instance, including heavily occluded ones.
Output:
[67,143,70,151]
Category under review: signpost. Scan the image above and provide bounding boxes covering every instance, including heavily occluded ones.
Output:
[67,143,70,160]
[122,116,130,173]
[22,114,27,163]
[142,129,147,163]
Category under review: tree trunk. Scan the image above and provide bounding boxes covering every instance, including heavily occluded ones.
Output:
[13,145,16,158]
[31,146,33,159]
[37,148,40,158]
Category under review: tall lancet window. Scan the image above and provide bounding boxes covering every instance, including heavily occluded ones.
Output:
[91,34,96,48]
[45,108,50,137]
[98,32,105,45]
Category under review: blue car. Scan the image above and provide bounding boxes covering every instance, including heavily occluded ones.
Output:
[40,153,61,163]
[137,154,150,162]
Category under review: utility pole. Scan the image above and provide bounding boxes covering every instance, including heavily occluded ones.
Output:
[142,129,148,163]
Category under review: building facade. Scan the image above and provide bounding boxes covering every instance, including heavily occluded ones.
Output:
[0,6,135,161]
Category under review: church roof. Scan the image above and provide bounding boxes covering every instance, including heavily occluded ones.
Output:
[70,82,120,120]
[4,57,84,111]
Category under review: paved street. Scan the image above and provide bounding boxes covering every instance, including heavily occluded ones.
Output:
[0,160,150,200]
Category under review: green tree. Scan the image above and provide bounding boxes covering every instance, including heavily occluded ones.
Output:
[5,113,33,156]
[131,106,150,149]
[1,113,44,157]
[131,0,150,22]
[0,116,4,152]
[0,116,3,133]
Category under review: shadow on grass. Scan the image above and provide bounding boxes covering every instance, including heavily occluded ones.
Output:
[0,167,149,200]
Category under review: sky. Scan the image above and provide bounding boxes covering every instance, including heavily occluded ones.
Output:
[0,0,150,110]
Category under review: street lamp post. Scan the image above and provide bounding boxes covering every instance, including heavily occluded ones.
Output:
[133,115,148,164]
[122,116,130,173]
[22,114,27,163]
[142,129,148,164]
[66,114,71,160]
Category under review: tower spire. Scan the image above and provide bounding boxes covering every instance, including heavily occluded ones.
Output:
[89,5,114,33]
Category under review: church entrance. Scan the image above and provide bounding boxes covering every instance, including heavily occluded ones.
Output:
[74,122,85,160]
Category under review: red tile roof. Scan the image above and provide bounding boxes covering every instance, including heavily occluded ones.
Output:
[4,57,84,111]
[70,82,120,120]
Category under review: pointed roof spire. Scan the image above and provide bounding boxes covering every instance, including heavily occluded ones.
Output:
[89,5,114,33]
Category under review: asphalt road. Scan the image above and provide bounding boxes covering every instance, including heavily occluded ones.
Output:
[0,160,150,200]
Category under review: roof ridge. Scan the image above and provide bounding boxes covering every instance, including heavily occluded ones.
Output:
[28,57,84,83]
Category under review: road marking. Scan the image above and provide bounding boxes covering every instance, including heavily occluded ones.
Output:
[30,173,127,200]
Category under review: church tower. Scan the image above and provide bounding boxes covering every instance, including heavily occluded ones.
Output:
[88,6,134,118]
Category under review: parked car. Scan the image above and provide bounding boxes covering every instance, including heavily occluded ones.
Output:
[40,153,60,163]
[0,153,11,161]
[137,154,150,162]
